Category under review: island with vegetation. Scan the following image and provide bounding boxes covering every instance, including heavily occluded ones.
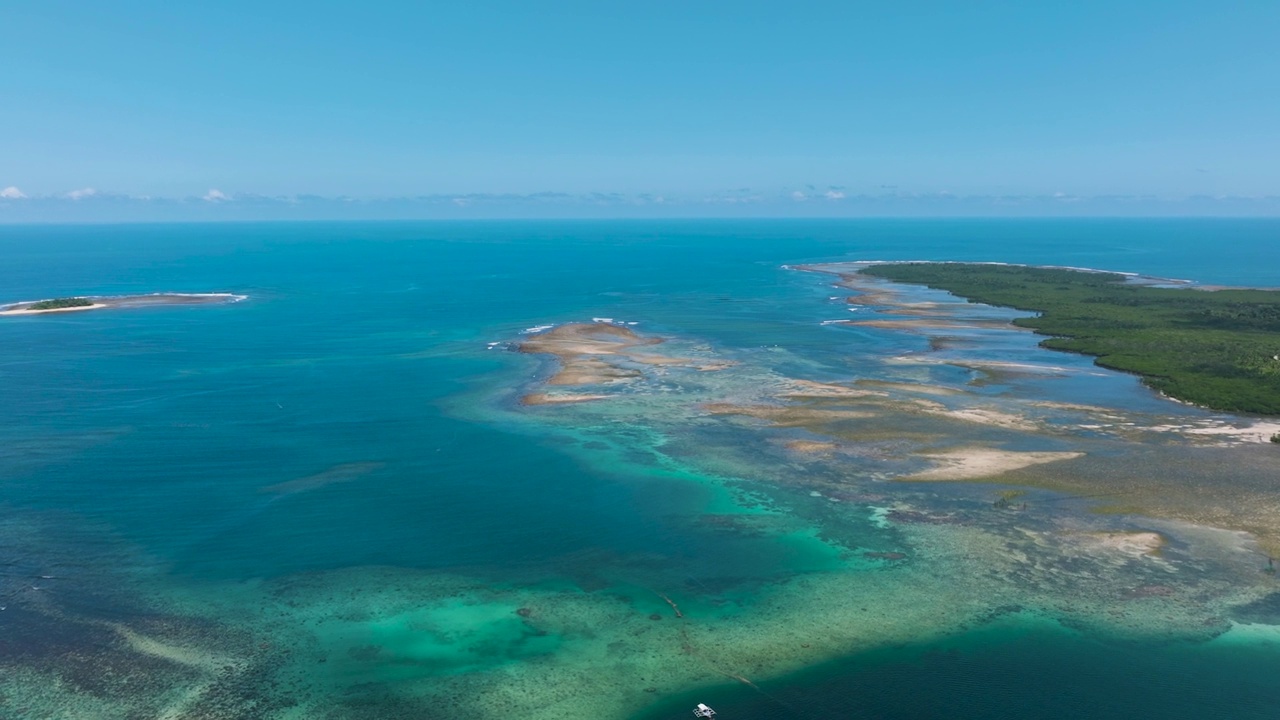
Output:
[858,263,1280,415]
[0,292,246,316]
[27,297,95,310]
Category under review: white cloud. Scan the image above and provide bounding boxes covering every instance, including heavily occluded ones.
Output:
[824,190,846,200]
[790,191,808,201]
[0,186,26,199]
[202,188,230,202]
[66,187,97,200]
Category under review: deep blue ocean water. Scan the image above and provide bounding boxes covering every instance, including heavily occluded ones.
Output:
[2,219,1279,719]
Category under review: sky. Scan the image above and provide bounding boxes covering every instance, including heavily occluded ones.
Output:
[2,1,1279,220]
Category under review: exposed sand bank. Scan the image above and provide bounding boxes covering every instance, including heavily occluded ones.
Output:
[521,392,613,406]
[515,322,732,404]
[899,448,1084,481]
[518,323,666,386]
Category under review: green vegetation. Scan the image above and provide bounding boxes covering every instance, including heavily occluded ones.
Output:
[27,297,94,310]
[860,263,1280,415]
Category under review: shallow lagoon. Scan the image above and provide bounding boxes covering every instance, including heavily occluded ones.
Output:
[1,220,1278,719]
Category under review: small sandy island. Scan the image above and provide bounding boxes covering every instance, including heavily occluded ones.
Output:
[0,293,245,316]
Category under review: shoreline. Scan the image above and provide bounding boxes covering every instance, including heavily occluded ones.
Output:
[801,261,1280,417]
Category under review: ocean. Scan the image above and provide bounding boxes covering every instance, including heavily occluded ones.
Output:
[1,219,1278,719]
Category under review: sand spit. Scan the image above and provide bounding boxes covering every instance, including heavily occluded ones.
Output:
[0,293,245,316]
[522,392,613,406]
[946,359,1085,376]
[900,448,1084,481]
[794,263,977,311]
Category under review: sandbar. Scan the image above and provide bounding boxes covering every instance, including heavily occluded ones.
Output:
[0,292,245,316]
[521,392,613,406]
[899,448,1084,481]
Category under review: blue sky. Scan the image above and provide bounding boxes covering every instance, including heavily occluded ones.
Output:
[2,1,1278,219]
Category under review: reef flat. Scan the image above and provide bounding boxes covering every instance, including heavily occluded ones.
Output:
[0,292,245,316]
[517,322,732,404]
[485,316,1280,716]
[855,262,1280,415]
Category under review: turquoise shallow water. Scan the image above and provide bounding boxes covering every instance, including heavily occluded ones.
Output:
[2,219,1279,719]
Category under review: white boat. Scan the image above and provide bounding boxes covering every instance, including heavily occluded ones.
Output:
[692,703,716,718]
